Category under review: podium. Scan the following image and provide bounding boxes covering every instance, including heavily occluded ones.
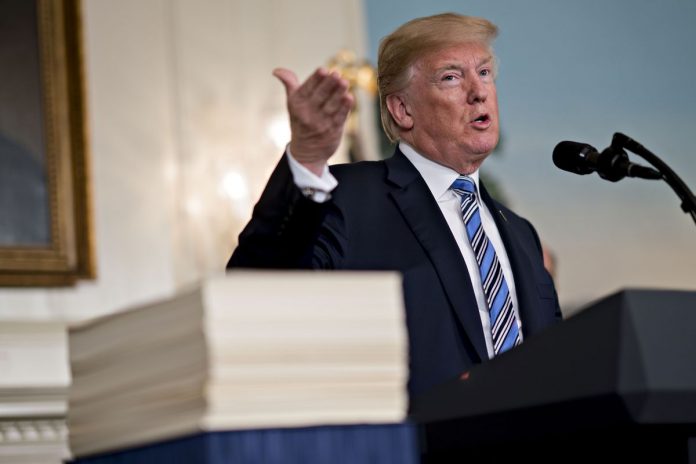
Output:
[411,289,696,463]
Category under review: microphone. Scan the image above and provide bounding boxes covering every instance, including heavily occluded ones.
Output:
[553,141,661,182]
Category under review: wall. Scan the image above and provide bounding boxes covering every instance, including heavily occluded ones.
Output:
[0,0,370,321]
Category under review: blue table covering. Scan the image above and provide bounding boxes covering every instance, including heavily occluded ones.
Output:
[71,423,419,464]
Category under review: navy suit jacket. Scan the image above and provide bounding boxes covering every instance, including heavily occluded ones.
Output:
[228,147,562,398]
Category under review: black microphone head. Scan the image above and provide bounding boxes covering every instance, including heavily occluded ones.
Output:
[552,141,599,175]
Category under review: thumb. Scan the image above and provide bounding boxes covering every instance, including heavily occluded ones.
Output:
[272,68,299,96]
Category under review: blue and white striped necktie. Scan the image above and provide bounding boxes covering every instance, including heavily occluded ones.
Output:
[451,176,521,355]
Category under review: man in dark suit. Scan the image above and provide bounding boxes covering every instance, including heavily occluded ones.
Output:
[228,13,561,398]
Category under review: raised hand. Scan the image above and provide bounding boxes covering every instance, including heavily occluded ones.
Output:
[273,67,355,176]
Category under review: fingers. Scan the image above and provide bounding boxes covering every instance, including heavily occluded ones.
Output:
[276,67,352,115]
[296,67,329,98]
[331,93,354,125]
[309,70,343,103]
[295,68,351,113]
[322,78,352,114]
[272,68,300,96]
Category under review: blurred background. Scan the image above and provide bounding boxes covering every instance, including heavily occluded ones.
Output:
[366,0,696,312]
[0,0,694,321]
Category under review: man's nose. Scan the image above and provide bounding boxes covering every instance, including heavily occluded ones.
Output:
[467,78,487,104]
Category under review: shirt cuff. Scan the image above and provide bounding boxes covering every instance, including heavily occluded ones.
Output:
[286,146,338,203]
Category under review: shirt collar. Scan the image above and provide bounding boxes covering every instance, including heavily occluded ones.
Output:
[398,141,480,201]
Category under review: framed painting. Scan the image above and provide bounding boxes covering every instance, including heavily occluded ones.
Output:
[0,0,94,286]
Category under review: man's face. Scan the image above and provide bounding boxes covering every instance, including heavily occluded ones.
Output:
[399,42,499,174]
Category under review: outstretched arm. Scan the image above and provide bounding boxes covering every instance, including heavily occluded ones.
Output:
[227,67,354,269]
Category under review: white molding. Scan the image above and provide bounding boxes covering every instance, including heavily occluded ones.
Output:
[0,323,70,463]
[0,419,70,464]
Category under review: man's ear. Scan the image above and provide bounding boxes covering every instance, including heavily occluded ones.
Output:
[386,93,414,131]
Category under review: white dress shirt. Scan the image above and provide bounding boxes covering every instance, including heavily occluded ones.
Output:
[286,146,336,202]
[286,142,524,359]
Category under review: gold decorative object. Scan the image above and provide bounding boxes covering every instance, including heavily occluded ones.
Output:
[326,49,377,97]
[325,50,379,162]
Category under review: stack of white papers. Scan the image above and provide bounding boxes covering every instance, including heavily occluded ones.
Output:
[67,272,408,457]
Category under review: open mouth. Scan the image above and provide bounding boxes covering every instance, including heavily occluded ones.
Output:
[472,114,490,123]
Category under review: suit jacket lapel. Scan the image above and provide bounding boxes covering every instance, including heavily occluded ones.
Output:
[480,184,542,337]
[386,149,488,362]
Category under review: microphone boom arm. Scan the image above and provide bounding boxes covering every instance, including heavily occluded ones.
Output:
[611,132,696,226]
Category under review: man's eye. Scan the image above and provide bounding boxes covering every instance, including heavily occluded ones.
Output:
[442,74,456,81]
[480,69,491,77]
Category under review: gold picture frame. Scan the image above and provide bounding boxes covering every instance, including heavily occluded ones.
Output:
[0,0,93,286]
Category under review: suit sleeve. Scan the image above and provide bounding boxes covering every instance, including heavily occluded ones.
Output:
[522,216,563,323]
[227,153,344,269]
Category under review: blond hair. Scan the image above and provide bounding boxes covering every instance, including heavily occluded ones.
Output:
[377,13,498,142]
